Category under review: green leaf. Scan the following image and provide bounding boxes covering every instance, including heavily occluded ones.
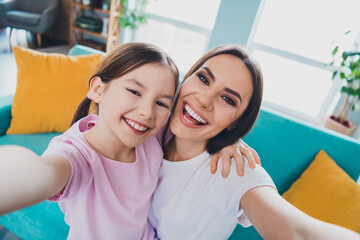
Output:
[340,72,346,79]
[348,87,356,96]
[341,86,349,94]
[331,46,339,57]
[332,70,338,79]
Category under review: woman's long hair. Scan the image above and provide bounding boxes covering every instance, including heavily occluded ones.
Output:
[162,45,263,154]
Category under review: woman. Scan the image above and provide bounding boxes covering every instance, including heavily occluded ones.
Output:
[148,45,360,240]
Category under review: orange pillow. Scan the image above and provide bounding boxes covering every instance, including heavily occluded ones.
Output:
[7,47,103,134]
[282,150,360,233]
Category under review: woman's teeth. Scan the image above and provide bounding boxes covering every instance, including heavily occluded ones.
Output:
[125,119,148,132]
[184,104,207,124]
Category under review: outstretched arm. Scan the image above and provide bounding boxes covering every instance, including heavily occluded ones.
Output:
[240,186,360,240]
[0,145,71,215]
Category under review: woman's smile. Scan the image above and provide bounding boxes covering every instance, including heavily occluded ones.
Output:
[179,102,209,128]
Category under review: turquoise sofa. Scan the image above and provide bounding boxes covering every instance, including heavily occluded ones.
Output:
[0,45,359,240]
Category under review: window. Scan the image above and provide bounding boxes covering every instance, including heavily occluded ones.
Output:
[247,0,360,123]
[126,0,221,75]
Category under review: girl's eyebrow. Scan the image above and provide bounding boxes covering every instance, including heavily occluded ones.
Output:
[202,67,242,103]
[126,79,173,100]
[126,79,145,88]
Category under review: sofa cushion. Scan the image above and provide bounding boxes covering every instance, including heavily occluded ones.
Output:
[7,47,103,134]
[282,150,360,233]
[0,200,68,240]
[6,11,40,26]
[0,133,59,155]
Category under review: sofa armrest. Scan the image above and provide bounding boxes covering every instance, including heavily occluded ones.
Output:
[0,94,14,136]
[68,45,106,57]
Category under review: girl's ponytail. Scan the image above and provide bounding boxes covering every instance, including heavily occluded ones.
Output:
[71,97,92,126]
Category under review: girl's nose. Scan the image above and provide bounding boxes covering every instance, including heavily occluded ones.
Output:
[139,102,154,120]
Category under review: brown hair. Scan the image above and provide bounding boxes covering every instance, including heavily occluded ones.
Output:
[162,45,263,154]
[71,42,179,125]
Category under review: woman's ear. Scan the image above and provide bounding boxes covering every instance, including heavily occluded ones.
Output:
[227,121,237,131]
[87,77,105,103]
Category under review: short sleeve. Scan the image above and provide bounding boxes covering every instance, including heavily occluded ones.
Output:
[42,136,92,200]
[211,158,276,227]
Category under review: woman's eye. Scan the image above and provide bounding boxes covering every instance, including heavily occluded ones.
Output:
[222,96,236,106]
[156,101,169,108]
[197,73,209,86]
[127,89,140,96]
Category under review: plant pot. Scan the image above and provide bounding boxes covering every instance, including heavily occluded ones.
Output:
[324,116,357,136]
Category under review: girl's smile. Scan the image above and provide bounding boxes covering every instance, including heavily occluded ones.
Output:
[86,63,176,158]
[123,117,151,135]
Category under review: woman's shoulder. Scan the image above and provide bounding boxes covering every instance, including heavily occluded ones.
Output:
[210,158,276,197]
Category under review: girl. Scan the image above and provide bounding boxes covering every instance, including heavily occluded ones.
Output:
[148,45,360,240]
[0,42,179,240]
[0,43,258,239]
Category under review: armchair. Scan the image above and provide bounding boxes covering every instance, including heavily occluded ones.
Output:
[0,0,59,47]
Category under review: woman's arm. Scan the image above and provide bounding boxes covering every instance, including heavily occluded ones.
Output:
[0,145,71,215]
[240,186,359,240]
[211,139,261,177]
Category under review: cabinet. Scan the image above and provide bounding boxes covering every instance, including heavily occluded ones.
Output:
[69,0,122,52]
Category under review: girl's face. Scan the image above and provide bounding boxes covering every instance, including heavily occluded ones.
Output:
[170,54,253,146]
[91,63,176,148]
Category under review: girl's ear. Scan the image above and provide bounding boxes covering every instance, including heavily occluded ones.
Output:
[227,121,237,131]
[88,77,105,103]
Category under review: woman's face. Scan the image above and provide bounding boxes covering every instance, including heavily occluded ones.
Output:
[170,54,253,146]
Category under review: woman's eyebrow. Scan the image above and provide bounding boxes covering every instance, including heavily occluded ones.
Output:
[224,87,242,103]
[203,67,215,80]
[202,67,242,103]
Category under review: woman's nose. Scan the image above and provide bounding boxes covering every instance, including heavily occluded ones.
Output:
[197,90,213,111]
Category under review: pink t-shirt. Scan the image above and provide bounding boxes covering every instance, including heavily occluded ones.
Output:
[42,115,162,240]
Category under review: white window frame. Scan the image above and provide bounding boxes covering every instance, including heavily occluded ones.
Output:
[245,0,346,125]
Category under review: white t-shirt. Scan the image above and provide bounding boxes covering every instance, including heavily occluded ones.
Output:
[148,151,276,240]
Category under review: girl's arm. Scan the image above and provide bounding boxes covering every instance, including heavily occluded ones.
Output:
[240,186,360,240]
[211,139,261,177]
[0,145,71,215]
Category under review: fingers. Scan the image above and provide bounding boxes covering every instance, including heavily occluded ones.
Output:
[240,147,256,169]
[233,152,244,176]
[239,139,261,167]
[251,148,261,165]
[221,153,231,178]
[210,153,220,174]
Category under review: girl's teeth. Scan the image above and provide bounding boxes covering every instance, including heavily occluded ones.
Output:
[125,119,147,132]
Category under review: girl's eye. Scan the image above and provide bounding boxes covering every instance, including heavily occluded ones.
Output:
[127,89,140,96]
[222,96,236,107]
[197,73,209,86]
[156,101,169,108]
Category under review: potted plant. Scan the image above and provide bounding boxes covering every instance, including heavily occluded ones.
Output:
[118,0,149,29]
[325,39,360,136]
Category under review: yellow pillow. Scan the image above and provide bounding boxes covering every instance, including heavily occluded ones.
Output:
[282,150,360,233]
[7,47,103,134]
